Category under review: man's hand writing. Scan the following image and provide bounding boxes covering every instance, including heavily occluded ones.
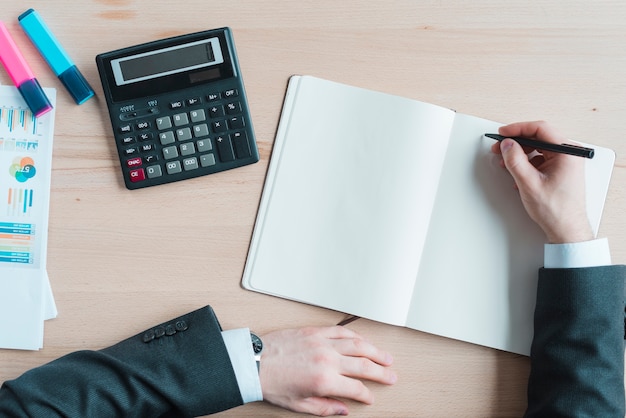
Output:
[491,121,594,244]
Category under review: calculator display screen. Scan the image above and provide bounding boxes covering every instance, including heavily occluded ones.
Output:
[110,37,224,86]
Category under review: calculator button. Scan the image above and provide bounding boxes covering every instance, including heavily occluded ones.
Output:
[180,142,196,156]
[136,121,150,130]
[200,154,216,167]
[146,165,162,179]
[226,102,242,114]
[124,147,139,156]
[138,132,154,142]
[193,124,209,138]
[183,157,199,171]
[212,120,228,133]
[129,168,146,182]
[223,88,238,98]
[216,136,235,162]
[170,100,184,109]
[119,124,133,134]
[207,92,220,101]
[144,155,159,164]
[190,109,206,123]
[156,117,172,130]
[187,97,202,106]
[173,113,189,126]
[141,144,155,153]
[197,139,212,152]
[228,116,245,129]
[126,157,143,168]
[209,105,224,118]
[120,112,138,120]
[176,127,193,141]
[159,131,175,145]
[163,146,179,159]
[232,131,251,158]
[120,136,135,145]
[165,161,182,174]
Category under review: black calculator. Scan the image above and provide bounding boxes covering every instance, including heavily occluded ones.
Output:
[96,28,259,189]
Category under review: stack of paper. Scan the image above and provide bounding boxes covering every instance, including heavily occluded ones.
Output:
[0,85,57,350]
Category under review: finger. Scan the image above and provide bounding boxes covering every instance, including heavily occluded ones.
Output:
[314,374,375,405]
[339,355,398,385]
[490,136,539,156]
[333,338,394,367]
[490,141,503,155]
[499,139,541,191]
[499,120,565,144]
[315,325,366,341]
[294,397,350,417]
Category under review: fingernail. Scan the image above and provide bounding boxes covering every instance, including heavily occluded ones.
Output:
[500,138,514,153]
[389,370,398,384]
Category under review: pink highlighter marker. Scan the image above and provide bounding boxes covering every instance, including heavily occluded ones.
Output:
[0,21,52,117]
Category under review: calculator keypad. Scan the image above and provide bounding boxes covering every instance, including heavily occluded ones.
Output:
[114,86,258,189]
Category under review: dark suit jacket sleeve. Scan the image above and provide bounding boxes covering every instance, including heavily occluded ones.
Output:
[525,266,626,418]
[0,305,244,418]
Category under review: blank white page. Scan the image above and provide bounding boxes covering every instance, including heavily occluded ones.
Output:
[243,76,456,325]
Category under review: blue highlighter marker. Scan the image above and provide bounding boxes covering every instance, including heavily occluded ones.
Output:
[18,9,95,104]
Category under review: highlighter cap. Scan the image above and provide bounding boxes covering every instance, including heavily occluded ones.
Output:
[59,65,95,104]
[18,78,53,117]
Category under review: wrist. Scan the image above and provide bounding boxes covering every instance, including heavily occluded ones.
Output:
[546,226,594,244]
[543,215,593,244]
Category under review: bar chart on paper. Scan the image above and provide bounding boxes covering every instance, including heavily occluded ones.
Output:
[0,105,38,133]
[1,105,42,226]
[0,222,35,264]
[0,105,42,152]
[0,85,56,350]
[0,85,55,269]
[6,188,35,216]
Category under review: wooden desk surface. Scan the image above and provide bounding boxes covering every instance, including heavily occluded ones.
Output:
[2,1,625,416]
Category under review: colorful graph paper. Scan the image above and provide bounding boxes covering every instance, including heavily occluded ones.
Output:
[0,85,57,350]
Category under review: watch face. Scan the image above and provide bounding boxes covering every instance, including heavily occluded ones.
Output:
[251,332,263,354]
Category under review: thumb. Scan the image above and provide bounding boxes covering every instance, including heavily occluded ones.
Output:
[499,138,538,188]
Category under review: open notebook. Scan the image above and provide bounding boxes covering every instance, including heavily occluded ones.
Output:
[242,75,615,355]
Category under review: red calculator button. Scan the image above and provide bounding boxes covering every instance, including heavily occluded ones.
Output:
[129,168,146,182]
[126,157,142,168]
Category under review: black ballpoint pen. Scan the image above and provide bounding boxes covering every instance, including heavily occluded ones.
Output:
[485,133,595,159]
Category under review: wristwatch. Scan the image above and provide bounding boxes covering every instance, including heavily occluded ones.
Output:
[250,332,263,372]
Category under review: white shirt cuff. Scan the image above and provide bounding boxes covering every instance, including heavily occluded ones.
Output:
[221,328,263,403]
[544,237,611,268]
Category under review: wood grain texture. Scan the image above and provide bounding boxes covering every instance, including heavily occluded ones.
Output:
[1,1,625,416]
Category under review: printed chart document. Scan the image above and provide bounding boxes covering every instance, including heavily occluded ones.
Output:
[242,75,615,355]
[0,85,57,350]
